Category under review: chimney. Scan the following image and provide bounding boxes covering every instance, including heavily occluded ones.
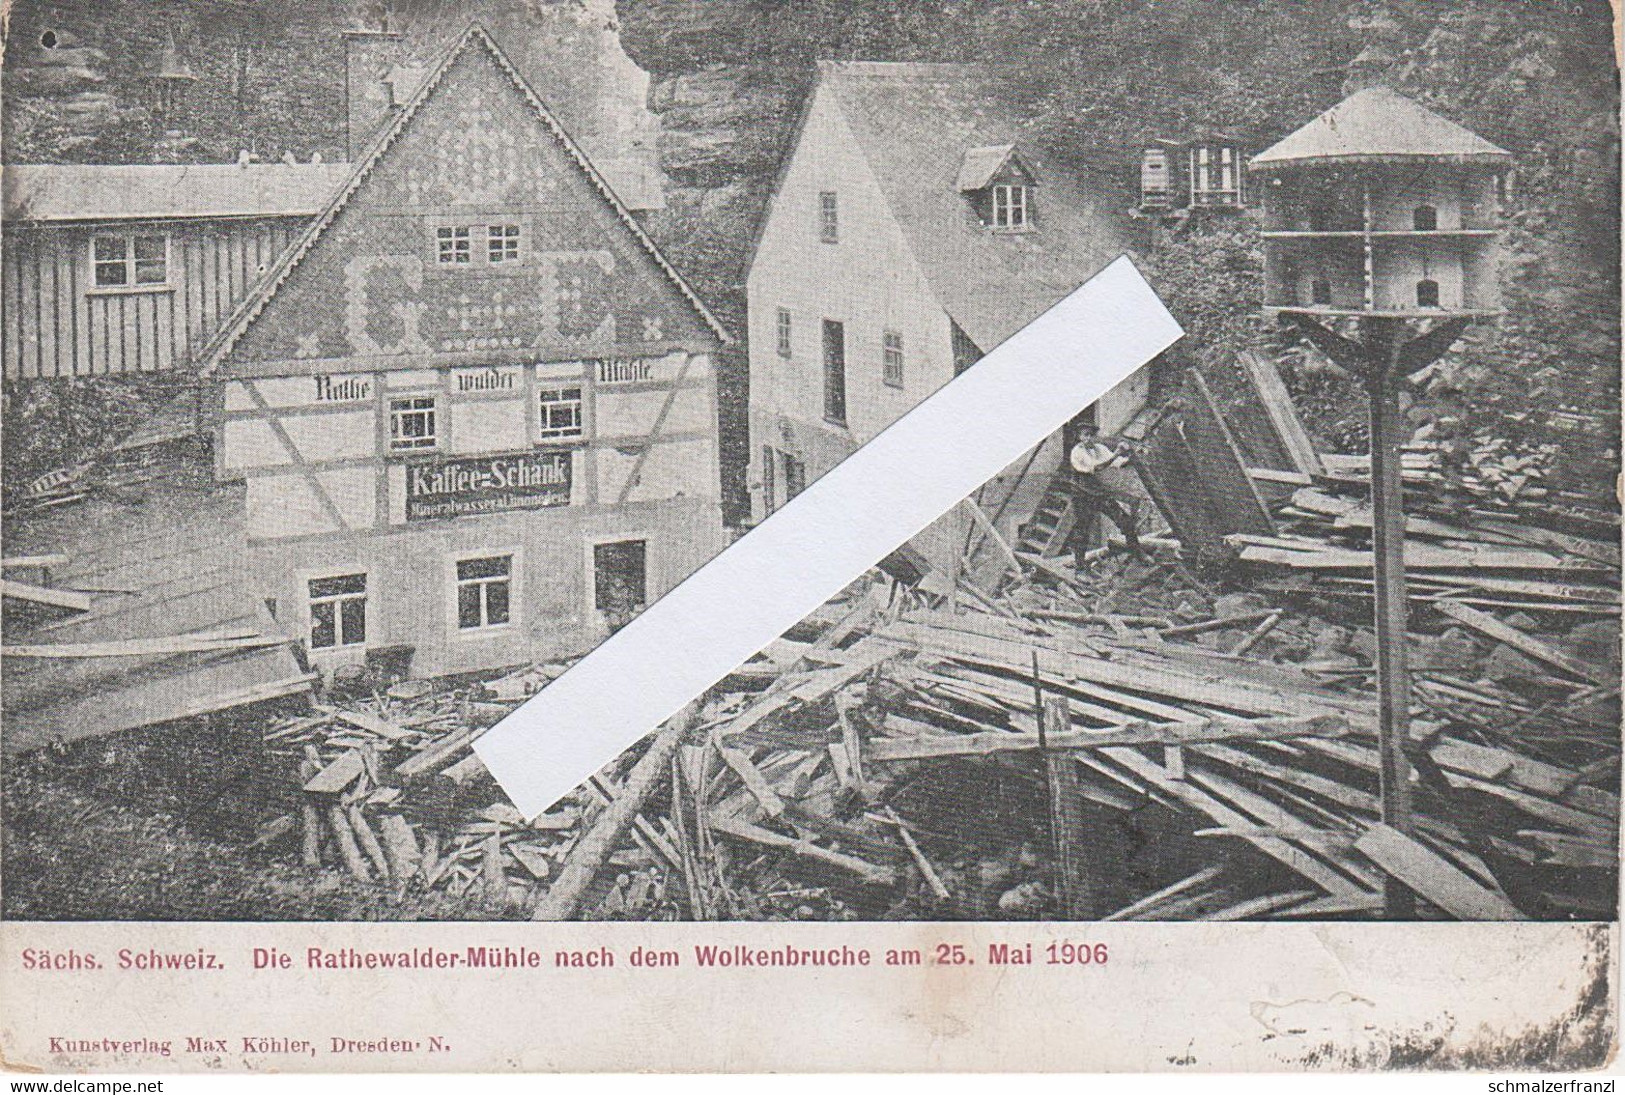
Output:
[343,9,408,161]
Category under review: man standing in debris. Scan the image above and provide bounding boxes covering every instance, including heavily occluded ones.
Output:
[1067,423,1144,560]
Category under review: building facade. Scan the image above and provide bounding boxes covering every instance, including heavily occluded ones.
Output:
[1,164,349,378]
[200,26,728,678]
[745,62,1151,568]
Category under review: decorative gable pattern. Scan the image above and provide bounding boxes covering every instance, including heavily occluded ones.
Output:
[206,25,725,377]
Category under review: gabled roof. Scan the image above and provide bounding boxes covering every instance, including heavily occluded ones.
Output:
[954,144,1018,192]
[200,23,728,373]
[2,163,352,224]
[811,61,1134,351]
[1250,87,1512,170]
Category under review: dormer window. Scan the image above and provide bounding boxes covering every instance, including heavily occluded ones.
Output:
[957,144,1037,232]
[992,185,1029,229]
[1190,143,1242,207]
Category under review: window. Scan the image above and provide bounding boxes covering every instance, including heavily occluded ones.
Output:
[1190,144,1242,207]
[775,308,792,358]
[761,445,778,515]
[992,184,1030,229]
[784,455,807,500]
[822,319,846,424]
[594,540,647,630]
[436,226,471,264]
[1416,279,1440,308]
[596,359,651,384]
[1310,278,1333,306]
[819,192,839,243]
[882,330,904,388]
[456,555,512,630]
[538,386,584,440]
[488,224,521,263]
[389,396,438,451]
[309,574,366,650]
[1413,205,1438,231]
[91,233,167,288]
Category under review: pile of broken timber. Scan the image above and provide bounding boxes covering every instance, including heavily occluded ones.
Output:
[260,548,1617,921]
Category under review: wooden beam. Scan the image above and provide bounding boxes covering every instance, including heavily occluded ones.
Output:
[0,578,91,612]
[865,713,1347,762]
[1433,601,1615,686]
[1238,351,1325,476]
[3,633,285,659]
[1042,694,1097,918]
[1,554,71,570]
[1354,822,1523,920]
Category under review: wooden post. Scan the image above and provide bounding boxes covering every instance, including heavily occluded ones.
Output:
[1041,694,1095,919]
[1362,317,1417,919]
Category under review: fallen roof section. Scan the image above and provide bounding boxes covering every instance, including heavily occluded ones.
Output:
[2,451,313,753]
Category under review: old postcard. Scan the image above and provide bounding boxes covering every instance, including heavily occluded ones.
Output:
[0,0,1619,1075]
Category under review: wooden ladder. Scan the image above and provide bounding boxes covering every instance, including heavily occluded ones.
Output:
[1016,472,1078,558]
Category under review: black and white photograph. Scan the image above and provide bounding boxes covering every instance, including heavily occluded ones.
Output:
[0,0,1618,1074]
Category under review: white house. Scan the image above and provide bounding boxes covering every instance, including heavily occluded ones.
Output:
[745,61,1152,571]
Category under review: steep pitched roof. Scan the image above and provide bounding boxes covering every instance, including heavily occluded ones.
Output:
[954,144,1017,192]
[817,61,1134,351]
[199,23,727,373]
[1250,87,1512,170]
[2,163,351,223]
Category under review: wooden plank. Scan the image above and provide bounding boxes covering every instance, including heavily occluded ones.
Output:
[1102,866,1226,921]
[378,813,421,879]
[1043,694,1098,918]
[0,579,91,612]
[304,750,365,795]
[2,555,72,570]
[1354,823,1523,920]
[1433,601,1614,686]
[708,815,896,886]
[961,497,1024,578]
[4,632,283,659]
[332,709,413,741]
[866,713,1347,762]
[1239,351,1325,476]
[1238,544,1604,574]
[715,740,787,817]
[1105,746,1366,899]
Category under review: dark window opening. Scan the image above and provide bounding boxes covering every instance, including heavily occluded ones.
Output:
[822,318,847,424]
[1412,204,1438,231]
[784,455,807,499]
[594,540,647,632]
[1416,279,1440,308]
[40,30,58,49]
[1311,277,1333,305]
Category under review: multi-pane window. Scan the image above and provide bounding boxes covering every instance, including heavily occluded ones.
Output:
[436,226,471,264]
[92,234,168,288]
[819,191,839,243]
[1189,145,1242,207]
[456,555,512,631]
[309,574,366,650]
[882,330,904,388]
[488,224,521,263]
[775,308,792,358]
[389,396,438,451]
[992,185,1030,229]
[538,386,584,440]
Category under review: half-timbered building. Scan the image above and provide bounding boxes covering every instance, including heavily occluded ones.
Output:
[196,24,728,677]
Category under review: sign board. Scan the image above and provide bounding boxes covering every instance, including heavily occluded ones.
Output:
[310,374,373,403]
[450,366,522,394]
[405,449,572,521]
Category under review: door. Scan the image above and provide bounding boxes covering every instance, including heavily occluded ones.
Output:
[593,539,648,633]
[822,319,846,424]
